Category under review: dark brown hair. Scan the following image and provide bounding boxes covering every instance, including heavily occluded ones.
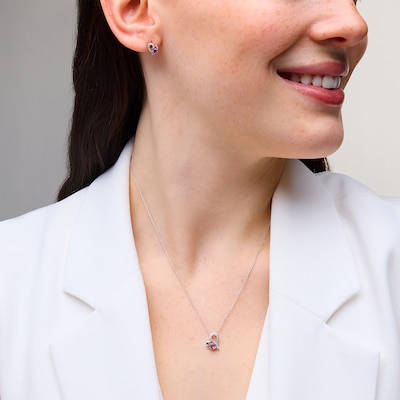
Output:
[58,0,144,200]
[58,0,327,200]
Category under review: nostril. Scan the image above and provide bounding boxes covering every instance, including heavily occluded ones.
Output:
[309,7,368,48]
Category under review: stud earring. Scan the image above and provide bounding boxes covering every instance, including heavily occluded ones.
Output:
[147,41,159,55]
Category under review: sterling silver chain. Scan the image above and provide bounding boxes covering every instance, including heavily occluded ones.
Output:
[132,172,270,351]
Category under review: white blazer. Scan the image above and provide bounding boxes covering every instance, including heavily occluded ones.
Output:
[1,141,399,399]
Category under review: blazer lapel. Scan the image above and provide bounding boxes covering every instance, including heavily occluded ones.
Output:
[50,141,162,400]
[267,292,379,399]
[267,160,379,400]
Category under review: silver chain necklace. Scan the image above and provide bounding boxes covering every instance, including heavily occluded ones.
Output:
[132,173,270,351]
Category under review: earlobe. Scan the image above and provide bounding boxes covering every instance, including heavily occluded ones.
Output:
[99,0,160,53]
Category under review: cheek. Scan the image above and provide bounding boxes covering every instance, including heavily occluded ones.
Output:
[165,2,296,60]
[343,36,368,87]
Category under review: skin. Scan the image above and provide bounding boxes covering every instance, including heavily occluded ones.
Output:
[100,0,368,398]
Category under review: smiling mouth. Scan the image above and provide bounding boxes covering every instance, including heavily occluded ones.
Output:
[278,72,342,90]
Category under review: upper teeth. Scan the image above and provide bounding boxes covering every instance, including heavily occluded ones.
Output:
[287,73,342,89]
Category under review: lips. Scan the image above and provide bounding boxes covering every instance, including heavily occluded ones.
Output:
[278,72,342,90]
[276,62,349,105]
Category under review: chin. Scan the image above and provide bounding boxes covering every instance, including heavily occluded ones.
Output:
[290,129,344,160]
[311,118,344,154]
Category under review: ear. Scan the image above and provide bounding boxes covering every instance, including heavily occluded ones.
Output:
[100,0,161,53]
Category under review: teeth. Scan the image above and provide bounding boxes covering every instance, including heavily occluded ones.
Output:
[322,76,341,89]
[300,74,313,85]
[290,74,301,83]
[287,73,341,89]
[312,75,322,87]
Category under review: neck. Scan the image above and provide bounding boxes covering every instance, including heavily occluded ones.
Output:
[129,106,285,272]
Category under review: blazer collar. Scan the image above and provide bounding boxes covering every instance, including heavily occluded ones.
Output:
[50,140,163,399]
[62,139,137,309]
[270,159,360,322]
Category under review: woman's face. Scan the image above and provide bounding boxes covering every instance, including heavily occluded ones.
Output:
[152,0,368,159]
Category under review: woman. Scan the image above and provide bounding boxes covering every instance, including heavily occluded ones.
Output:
[0,0,399,399]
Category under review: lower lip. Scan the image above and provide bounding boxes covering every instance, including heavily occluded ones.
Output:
[281,78,345,106]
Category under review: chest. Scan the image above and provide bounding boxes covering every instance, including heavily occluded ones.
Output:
[142,262,270,400]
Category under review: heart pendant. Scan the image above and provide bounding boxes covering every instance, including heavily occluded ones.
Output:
[206,332,220,351]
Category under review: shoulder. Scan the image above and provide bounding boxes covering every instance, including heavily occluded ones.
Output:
[0,190,86,296]
[316,170,400,287]
[0,190,89,396]
[0,190,85,254]
[316,170,400,221]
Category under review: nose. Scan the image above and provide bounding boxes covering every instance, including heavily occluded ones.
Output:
[309,0,368,48]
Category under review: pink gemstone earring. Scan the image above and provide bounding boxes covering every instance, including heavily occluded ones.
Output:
[147,41,159,55]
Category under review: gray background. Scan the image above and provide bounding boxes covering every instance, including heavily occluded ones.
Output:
[1,0,399,221]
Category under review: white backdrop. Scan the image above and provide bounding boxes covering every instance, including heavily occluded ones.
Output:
[0,0,399,221]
